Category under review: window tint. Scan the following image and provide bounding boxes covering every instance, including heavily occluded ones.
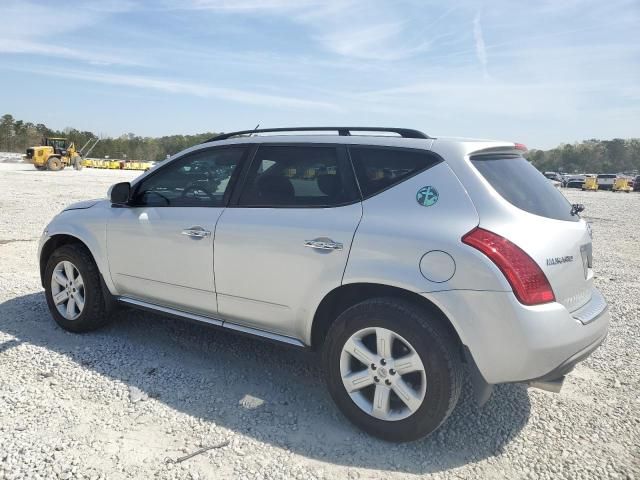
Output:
[349,147,441,198]
[132,147,245,207]
[471,155,579,222]
[238,145,358,207]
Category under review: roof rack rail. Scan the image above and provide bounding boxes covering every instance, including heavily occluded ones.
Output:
[204,127,430,143]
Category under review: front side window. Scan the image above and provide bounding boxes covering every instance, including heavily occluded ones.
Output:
[349,146,441,198]
[238,145,358,207]
[132,147,245,207]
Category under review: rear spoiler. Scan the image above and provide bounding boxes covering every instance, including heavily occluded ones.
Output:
[469,143,527,158]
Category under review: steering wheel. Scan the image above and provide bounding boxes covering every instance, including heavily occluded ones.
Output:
[181,182,214,200]
[142,190,170,205]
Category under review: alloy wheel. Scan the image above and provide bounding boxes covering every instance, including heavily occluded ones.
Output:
[50,260,85,320]
[339,327,427,421]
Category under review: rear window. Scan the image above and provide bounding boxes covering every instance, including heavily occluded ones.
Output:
[597,174,616,179]
[349,146,441,198]
[471,155,579,222]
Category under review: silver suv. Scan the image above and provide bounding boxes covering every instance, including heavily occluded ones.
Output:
[38,127,609,441]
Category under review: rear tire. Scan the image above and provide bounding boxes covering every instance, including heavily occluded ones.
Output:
[47,156,62,171]
[323,298,462,442]
[44,244,111,333]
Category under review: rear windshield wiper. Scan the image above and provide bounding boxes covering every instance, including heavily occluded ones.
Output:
[571,203,585,216]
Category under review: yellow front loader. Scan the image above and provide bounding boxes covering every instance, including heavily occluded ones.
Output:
[24,137,99,171]
[612,177,632,193]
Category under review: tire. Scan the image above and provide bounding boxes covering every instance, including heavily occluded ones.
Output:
[44,244,111,333]
[323,298,462,442]
[47,156,62,171]
[73,156,83,170]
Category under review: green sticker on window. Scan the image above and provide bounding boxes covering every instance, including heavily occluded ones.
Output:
[416,186,438,207]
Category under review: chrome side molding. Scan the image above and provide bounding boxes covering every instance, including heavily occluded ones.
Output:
[117,296,306,347]
[118,296,223,326]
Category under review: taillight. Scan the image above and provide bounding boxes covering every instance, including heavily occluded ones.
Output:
[514,142,528,152]
[462,227,555,306]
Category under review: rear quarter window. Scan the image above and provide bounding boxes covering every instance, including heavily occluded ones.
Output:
[471,154,579,222]
[349,146,441,198]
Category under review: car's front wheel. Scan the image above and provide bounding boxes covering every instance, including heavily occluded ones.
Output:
[323,298,462,442]
[44,244,111,333]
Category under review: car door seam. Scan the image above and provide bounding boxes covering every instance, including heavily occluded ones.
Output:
[340,201,364,285]
[212,207,228,311]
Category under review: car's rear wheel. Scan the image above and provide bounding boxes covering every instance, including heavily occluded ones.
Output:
[323,298,462,442]
[44,244,111,332]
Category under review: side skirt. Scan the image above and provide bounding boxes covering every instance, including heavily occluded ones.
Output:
[117,296,307,348]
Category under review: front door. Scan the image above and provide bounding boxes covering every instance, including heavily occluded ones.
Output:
[214,144,362,341]
[106,146,247,315]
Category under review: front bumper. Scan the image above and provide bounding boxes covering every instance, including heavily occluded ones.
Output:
[426,286,610,385]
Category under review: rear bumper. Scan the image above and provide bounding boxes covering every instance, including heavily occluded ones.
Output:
[527,330,606,383]
[426,286,610,384]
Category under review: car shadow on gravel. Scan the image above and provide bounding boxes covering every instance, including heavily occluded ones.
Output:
[0,292,531,474]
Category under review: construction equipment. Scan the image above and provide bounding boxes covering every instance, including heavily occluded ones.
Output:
[612,177,632,193]
[24,137,99,171]
[582,176,598,191]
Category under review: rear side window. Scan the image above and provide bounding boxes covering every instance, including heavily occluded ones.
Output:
[471,155,579,222]
[349,147,441,198]
[238,145,359,207]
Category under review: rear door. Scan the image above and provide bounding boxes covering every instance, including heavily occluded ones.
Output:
[471,154,594,312]
[213,143,362,341]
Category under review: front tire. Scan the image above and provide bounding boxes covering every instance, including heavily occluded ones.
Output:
[44,244,110,333]
[323,298,462,442]
[47,156,62,171]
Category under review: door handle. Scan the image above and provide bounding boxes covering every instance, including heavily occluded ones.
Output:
[181,226,211,238]
[304,238,343,251]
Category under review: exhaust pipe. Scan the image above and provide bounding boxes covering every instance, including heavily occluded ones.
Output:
[529,376,565,393]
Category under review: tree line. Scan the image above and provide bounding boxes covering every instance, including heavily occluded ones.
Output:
[0,114,219,162]
[527,138,640,175]
[1,113,638,172]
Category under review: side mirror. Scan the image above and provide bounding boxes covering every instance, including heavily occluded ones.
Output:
[109,182,131,205]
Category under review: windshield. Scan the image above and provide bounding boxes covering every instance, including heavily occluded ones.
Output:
[471,154,579,222]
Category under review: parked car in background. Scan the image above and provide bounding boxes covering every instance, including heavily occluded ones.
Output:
[544,171,564,183]
[596,174,617,190]
[38,127,609,442]
[634,176,640,192]
[565,175,586,189]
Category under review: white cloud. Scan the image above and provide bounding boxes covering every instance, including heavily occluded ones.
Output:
[2,65,342,112]
[169,0,436,60]
[473,12,488,78]
[0,39,146,67]
[173,0,320,10]
[0,0,144,66]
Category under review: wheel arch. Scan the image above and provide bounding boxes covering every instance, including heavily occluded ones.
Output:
[40,234,92,286]
[40,233,118,311]
[310,282,464,358]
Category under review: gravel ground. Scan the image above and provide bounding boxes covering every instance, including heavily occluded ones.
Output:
[0,162,638,480]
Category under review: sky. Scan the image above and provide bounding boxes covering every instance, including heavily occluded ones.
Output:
[0,0,638,149]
